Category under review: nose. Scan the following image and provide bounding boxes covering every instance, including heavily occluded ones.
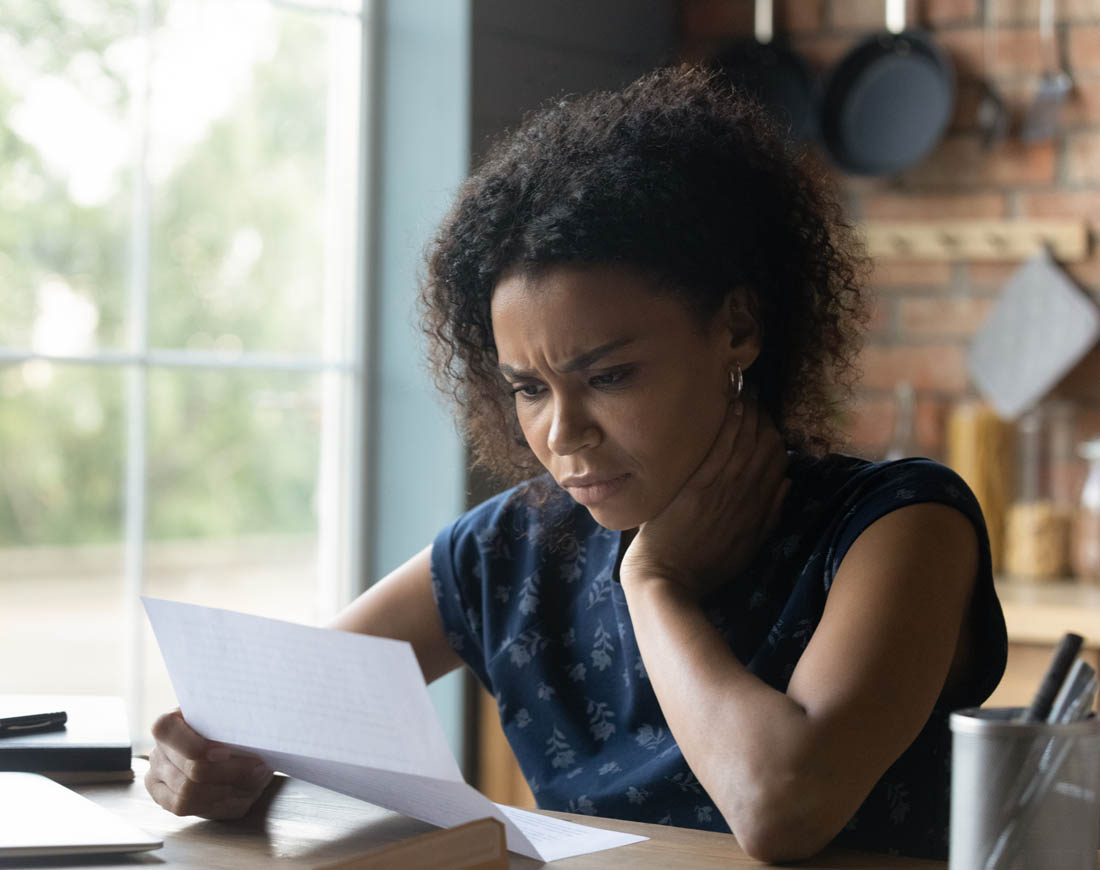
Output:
[547,393,600,456]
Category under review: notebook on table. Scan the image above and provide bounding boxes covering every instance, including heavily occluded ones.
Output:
[0,694,132,782]
[0,772,162,858]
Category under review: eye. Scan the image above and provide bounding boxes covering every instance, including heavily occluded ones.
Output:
[510,383,545,401]
[589,366,634,388]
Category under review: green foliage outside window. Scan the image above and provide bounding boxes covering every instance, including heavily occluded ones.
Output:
[0,0,347,548]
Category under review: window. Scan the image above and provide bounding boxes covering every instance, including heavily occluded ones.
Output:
[0,0,367,747]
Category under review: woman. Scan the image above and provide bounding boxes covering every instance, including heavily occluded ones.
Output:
[145,65,1006,862]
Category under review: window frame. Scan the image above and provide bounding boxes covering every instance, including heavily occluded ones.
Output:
[0,0,374,737]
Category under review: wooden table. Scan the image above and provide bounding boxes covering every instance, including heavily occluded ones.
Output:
[0,760,944,869]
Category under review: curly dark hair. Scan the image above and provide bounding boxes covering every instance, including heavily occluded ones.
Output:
[420,64,869,487]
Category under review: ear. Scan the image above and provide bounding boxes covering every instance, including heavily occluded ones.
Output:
[721,288,762,370]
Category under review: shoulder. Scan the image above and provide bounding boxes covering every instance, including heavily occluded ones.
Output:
[790,454,984,547]
[791,453,972,501]
[776,454,991,601]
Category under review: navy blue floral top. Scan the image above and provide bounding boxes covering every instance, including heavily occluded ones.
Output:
[430,455,1007,859]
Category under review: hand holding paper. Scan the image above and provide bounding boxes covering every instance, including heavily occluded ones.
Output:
[142,598,645,862]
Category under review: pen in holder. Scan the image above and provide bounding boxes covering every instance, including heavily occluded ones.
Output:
[951,633,1100,870]
[981,660,1097,870]
[950,707,1100,870]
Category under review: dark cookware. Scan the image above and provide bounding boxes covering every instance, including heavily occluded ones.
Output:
[713,0,817,145]
[820,0,955,175]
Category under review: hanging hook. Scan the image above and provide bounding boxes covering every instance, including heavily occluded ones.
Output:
[890,234,913,254]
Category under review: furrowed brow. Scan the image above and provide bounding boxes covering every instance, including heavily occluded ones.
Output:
[498,338,634,380]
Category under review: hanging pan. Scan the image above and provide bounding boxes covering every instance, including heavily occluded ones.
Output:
[713,0,818,145]
[820,0,955,175]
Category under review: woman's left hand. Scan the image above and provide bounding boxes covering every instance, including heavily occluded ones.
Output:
[619,396,791,602]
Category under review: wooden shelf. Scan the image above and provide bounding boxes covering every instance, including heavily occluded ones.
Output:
[862,219,1089,262]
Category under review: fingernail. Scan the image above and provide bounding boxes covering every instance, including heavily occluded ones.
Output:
[250,763,272,781]
[207,747,231,762]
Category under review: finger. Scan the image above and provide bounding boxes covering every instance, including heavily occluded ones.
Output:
[146,773,184,815]
[199,770,273,820]
[160,740,269,786]
[147,744,175,783]
[152,709,229,762]
[147,740,272,816]
[156,745,234,806]
[146,753,216,817]
[154,709,266,781]
[144,759,165,806]
[147,773,262,820]
[203,788,266,820]
[155,709,262,764]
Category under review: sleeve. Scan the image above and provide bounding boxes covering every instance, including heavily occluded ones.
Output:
[430,511,494,694]
[429,486,530,695]
[825,458,1008,706]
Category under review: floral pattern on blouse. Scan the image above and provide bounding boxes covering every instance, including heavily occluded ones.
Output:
[430,455,1007,860]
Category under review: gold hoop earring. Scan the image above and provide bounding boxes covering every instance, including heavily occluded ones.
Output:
[728,363,743,403]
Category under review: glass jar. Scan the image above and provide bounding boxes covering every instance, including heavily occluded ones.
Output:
[1072,438,1100,583]
[946,401,1014,575]
[1005,402,1076,580]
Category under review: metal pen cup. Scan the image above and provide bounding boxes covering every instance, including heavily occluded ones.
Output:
[950,707,1100,870]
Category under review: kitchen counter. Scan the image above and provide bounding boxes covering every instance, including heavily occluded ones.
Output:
[989,578,1100,708]
[996,578,1100,645]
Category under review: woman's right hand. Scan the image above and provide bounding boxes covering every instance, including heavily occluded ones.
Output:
[145,709,274,819]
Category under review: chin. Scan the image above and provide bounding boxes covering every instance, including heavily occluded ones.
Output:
[583,504,647,532]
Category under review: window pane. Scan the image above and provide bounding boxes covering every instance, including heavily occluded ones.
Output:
[147,1,361,355]
[141,367,324,733]
[0,1,137,351]
[146,368,322,544]
[0,364,126,694]
[0,364,124,547]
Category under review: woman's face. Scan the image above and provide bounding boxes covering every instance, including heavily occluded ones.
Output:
[490,264,758,530]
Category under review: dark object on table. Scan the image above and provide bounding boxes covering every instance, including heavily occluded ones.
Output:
[0,710,67,736]
[820,0,954,175]
[0,695,130,774]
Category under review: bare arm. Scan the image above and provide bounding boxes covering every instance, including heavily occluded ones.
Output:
[622,502,977,862]
[328,544,463,685]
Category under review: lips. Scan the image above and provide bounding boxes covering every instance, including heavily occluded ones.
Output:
[560,473,630,507]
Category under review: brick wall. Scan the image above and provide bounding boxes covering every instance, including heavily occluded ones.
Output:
[681,0,1100,461]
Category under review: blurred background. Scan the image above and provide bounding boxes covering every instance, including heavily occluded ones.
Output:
[3,0,1100,804]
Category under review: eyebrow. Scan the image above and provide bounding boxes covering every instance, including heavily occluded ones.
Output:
[498,337,635,380]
